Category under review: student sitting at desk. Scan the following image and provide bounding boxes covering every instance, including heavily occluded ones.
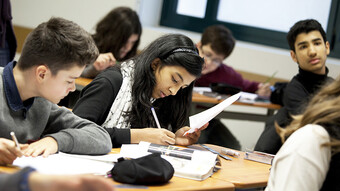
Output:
[266,76,340,191]
[0,17,112,165]
[81,7,142,78]
[255,19,333,155]
[73,34,208,147]
[194,25,271,149]
[195,25,271,97]
[60,7,142,107]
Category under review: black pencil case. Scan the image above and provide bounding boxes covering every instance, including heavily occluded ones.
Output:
[210,82,242,95]
[110,153,174,185]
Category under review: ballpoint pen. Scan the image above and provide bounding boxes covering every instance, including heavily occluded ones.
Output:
[10,132,21,150]
[151,107,161,129]
[200,144,232,160]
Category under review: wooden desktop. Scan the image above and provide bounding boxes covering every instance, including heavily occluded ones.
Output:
[192,144,271,189]
[111,144,271,189]
[1,144,271,190]
[191,92,281,122]
[75,77,93,91]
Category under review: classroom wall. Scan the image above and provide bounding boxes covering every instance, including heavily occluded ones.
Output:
[11,0,340,150]
[12,0,340,80]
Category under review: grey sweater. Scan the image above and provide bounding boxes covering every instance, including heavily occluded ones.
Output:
[0,63,112,154]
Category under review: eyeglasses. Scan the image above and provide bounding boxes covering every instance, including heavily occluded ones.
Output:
[201,50,223,65]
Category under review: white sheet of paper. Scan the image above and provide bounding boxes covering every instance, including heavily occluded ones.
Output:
[238,91,258,103]
[193,87,212,93]
[13,152,119,175]
[184,92,241,135]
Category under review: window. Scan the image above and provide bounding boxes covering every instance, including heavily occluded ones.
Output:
[160,0,340,58]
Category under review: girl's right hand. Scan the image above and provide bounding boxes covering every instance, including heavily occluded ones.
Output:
[131,128,176,145]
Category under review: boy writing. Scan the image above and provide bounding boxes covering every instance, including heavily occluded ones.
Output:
[0,17,112,166]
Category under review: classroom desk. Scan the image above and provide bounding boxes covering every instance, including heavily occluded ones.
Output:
[0,148,234,191]
[189,144,271,189]
[75,77,93,91]
[191,92,281,122]
[109,148,235,191]
[0,167,235,191]
[0,144,271,190]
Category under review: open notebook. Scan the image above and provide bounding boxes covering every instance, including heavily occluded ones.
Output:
[119,141,218,181]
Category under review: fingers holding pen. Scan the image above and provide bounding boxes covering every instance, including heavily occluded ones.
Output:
[257,82,272,98]
[149,128,175,145]
[130,128,175,145]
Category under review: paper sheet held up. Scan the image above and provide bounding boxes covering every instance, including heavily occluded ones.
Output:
[184,92,241,135]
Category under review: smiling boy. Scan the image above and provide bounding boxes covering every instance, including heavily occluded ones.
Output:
[255,19,333,154]
[0,17,112,165]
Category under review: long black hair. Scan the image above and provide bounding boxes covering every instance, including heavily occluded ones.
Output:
[127,34,204,131]
[92,7,142,61]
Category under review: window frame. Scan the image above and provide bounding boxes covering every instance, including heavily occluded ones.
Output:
[160,0,340,58]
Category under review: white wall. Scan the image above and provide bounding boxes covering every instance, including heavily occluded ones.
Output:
[11,0,340,150]
[11,0,138,33]
[12,0,340,80]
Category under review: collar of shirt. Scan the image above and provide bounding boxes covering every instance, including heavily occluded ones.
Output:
[297,66,330,93]
[3,61,34,113]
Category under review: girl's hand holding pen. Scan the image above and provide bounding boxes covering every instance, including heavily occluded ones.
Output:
[130,128,176,145]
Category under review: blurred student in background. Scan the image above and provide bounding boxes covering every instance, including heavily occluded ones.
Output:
[60,7,142,107]
[195,25,271,149]
[82,7,142,78]
[0,0,17,67]
[196,25,271,96]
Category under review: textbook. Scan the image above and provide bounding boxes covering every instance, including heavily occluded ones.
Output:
[120,141,218,181]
